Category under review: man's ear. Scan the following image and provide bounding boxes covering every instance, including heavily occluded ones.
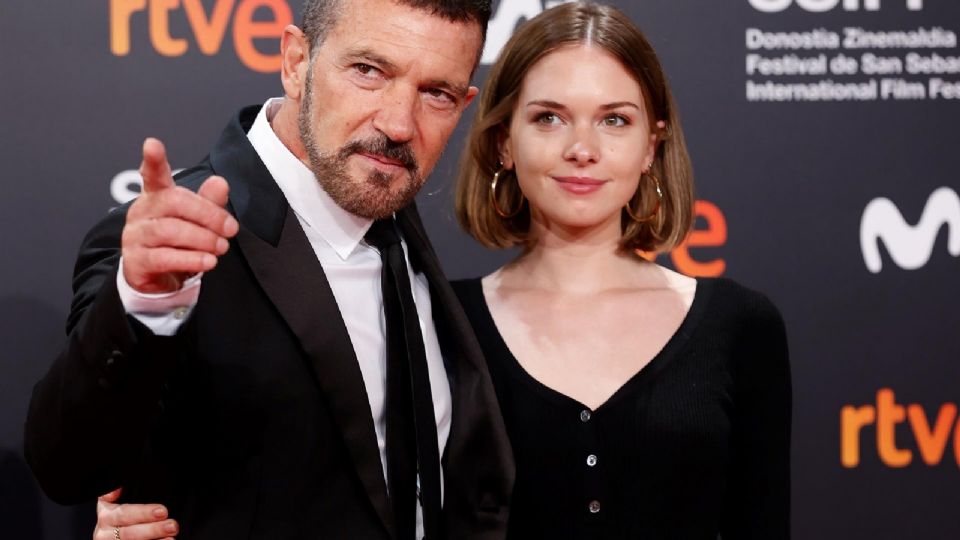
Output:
[462,86,480,110]
[280,25,310,101]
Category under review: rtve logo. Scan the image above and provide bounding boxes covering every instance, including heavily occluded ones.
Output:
[110,0,293,72]
[860,187,960,273]
[748,0,923,11]
[842,389,960,468]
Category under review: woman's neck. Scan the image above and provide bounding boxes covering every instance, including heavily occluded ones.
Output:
[497,215,654,295]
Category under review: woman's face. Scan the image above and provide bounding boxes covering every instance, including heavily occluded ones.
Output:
[501,44,658,235]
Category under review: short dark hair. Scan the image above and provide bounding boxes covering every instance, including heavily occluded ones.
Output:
[455,2,695,254]
[302,0,492,58]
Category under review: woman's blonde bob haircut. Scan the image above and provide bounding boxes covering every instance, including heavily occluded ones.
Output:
[455,2,694,253]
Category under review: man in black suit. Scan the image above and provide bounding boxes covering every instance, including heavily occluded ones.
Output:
[24,0,513,538]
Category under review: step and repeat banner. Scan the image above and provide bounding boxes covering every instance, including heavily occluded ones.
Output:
[1,1,957,538]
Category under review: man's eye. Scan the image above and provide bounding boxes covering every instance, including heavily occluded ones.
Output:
[425,88,455,104]
[353,63,381,77]
[423,88,457,111]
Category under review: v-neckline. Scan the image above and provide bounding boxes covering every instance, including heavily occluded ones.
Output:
[471,277,714,414]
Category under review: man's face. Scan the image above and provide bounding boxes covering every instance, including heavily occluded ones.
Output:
[297,0,481,219]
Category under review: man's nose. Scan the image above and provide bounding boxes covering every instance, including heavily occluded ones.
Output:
[373,85,417,143]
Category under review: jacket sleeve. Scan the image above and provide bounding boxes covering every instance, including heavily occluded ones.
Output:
[24,207,183,504]
[720,293,792,539]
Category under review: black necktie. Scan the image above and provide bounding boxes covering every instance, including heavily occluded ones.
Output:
[364,217,442,540]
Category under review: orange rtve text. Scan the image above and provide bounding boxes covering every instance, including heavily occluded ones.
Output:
[110,0,292,73]
[842,388,959,468]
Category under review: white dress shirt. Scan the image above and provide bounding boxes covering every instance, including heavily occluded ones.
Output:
[117,98,451,537]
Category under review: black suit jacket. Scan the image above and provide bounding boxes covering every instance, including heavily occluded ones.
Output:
[25,106,514,539]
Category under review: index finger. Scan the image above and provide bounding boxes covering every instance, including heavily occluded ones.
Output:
[140,138,175,194]
[107,502,170,527]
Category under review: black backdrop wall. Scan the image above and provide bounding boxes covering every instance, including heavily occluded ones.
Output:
[2,1,958,538]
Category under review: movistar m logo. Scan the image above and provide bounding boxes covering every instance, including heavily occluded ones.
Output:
[860,187,960,273]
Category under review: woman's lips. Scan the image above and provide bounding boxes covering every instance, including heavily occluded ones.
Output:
[553,176,607,195]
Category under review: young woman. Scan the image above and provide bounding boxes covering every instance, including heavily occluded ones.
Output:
[94,3,790,539]
[451,3,790,538]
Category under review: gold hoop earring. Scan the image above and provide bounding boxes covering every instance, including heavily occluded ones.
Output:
[490,167,524,219]
[625,171,663,223]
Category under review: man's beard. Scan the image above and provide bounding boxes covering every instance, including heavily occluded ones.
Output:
[298,74,425,220]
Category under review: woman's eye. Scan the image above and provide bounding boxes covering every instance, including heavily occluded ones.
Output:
[603,114,629,127]
[535,112,562,125]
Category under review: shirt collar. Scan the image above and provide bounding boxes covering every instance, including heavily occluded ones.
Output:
[246,97,373,260]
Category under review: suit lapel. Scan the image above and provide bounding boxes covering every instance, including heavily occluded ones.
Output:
[210,107,394,536]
